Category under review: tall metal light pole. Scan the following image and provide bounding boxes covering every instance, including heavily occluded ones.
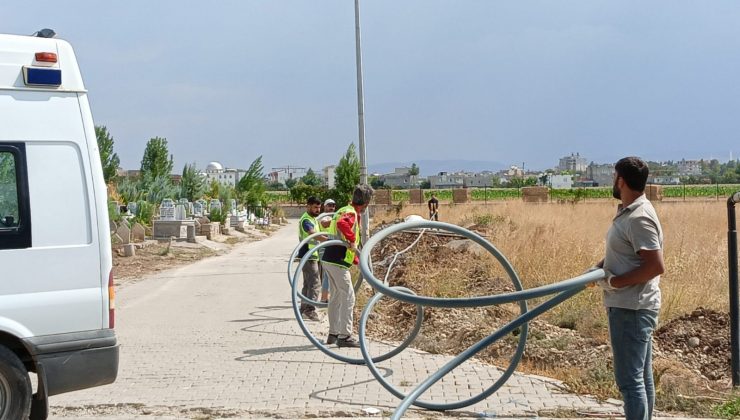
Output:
[354,0,369,244]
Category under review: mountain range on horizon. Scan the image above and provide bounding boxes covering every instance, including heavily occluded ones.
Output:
[368,160,508,177]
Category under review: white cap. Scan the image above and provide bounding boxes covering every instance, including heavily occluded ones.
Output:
[324,199,336,206]
[404,215,425,223]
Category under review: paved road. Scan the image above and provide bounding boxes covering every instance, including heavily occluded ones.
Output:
[50,221,624,419]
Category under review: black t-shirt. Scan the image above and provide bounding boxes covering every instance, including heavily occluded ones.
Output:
[428,197,439,209]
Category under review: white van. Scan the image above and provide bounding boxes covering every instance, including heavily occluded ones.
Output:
[0,31,118,419]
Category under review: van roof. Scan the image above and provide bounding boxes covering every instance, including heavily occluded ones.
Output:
[0,33,85,92]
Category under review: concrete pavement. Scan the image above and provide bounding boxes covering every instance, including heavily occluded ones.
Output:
[49,221,627,419]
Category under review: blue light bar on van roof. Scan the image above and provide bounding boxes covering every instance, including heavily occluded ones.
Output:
[22,66,62,87]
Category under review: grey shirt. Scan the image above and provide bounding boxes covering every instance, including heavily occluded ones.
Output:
[603,194,663,311]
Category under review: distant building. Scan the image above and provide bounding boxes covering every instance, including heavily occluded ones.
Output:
[558,153,588,173]
[587,162,614,187]
[546,174,573,189]
[204,161,247,187]
[323,165,336,189]
[677,159,702,176]
[380,167,419,189]
[464,172,496,187]
[649,175,681,185]
[269,166,307,185]
[429,171,465,189]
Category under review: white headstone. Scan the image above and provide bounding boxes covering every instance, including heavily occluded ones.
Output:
[193,202,204,216]
[160,199,176,221]
[209,199,222,213]
[175,204,187,221]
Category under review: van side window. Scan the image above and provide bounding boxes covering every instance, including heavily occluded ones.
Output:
[0,144,31,249]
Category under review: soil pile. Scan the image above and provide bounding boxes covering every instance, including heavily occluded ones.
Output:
[654,307,730,381]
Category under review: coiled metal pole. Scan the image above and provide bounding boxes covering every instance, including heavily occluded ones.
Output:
[288,219,606,418]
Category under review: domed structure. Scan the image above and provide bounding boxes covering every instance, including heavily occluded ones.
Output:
[205,161,224,173]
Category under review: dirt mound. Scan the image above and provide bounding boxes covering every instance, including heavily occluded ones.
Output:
[654,307,730,381]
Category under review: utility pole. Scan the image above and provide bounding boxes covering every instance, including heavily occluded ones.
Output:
[354,0,369,244]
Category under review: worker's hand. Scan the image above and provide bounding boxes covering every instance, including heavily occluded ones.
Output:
[348,243,359,255]
[595,270,618,292]
[583,266,601,288]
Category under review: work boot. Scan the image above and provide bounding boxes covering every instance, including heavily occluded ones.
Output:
[337,336,361,348]
[304,311,320,322]
[326,334,338,345]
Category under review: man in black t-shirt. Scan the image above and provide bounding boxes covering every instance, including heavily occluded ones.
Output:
[427,194,439,221]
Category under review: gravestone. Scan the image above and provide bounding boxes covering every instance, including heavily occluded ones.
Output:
[109,219,117,233]
[193,202,204,217]
[159,199,176,221]
[209,199,222,213]
[132,223,146,242]
[128,201,139,216]
[115,224,131,244]
[175,204,187,221]
[229,199,238,216]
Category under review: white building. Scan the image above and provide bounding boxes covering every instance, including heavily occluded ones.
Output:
[558,153,588,173]
[323,165,336,189]
[203,161,246,187]
[548,174,573,189]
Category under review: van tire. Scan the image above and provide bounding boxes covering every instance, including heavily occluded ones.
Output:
[0,345,31,420]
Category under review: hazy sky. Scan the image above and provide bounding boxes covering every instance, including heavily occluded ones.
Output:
[4,1,740,173]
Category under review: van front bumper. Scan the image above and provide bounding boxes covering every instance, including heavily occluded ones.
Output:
[24,329,119,396]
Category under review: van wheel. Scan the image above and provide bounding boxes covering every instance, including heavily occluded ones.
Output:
[0,345,31,420]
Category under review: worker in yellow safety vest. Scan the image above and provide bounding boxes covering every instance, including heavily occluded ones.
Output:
[321,185,374,348]
[297,196,326,321]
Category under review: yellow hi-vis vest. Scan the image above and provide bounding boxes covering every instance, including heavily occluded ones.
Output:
[297,212,319,260]
[321,205,359,268]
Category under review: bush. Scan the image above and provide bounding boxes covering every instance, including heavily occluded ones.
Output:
[132,200,154,226]
[208,208,226,224]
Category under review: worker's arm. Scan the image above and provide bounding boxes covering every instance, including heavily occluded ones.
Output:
[303,219,328,242]
[336,212,357,252]
[609,249,664,288]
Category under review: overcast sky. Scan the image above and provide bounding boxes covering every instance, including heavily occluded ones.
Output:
[3,1,740,173]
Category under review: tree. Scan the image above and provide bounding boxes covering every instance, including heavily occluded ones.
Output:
[302,168,321,186]
[180,163,207,202]
[284,178,298,189]
[236,156,267,207]
[408,163,420,176]
[144,175,179,204]
[369,175,385,189]
[95,126,120,185]
[334,143,360,203]
[140,137,174,184]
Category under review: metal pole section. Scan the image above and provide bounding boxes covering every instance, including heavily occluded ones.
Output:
[729,191,740,386]
[354,0,370,244]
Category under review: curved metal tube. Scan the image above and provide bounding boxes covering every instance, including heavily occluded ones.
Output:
[290,239,424,365]
[288,219,606,419]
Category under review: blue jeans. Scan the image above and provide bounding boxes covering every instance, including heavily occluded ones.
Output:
[608,307,659,420]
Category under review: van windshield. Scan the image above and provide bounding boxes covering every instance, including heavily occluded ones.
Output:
[0,152,19,228]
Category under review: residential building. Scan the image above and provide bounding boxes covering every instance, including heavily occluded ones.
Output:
[323,165,336,189]
[677,159,702,176]
[380,167,419,189]
[546,174,573,189]
[648,175,681,185]
[587,162,614,187]
[464,171,496,187]
[429,171,465,189]
[204,161,247,187]
[558,153,588,173]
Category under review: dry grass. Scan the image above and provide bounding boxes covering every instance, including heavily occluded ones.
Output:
[378,200,730,327]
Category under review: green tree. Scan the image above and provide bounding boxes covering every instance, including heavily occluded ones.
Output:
[95,126,120,185]
[369,175,385,189]
[334,143,360,203]
[420,179,431,189]
[301,168,321,186]
[408,163,420,176]
[284,178,298,189]
[207,179,220,199]
[144,175,179,204]
[180,163,207,202]
[236,156,267,207]
[116,177,142,204]
[140,137,174,184]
